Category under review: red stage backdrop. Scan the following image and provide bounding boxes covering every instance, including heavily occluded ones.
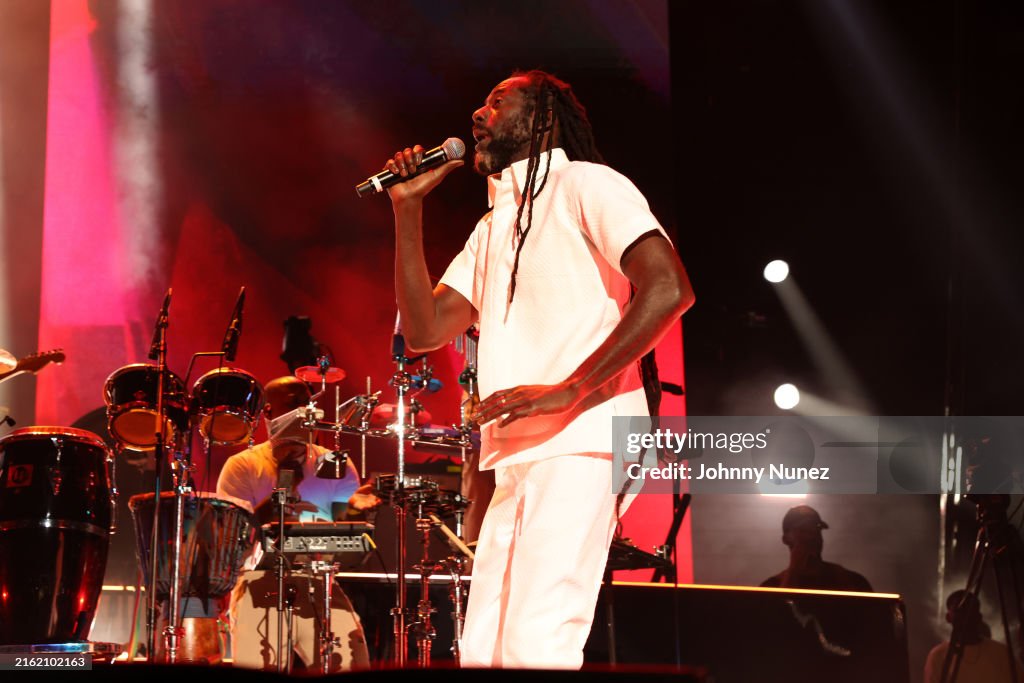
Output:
[34,0,690,583]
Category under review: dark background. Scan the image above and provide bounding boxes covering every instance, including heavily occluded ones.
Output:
[675,0,1024,418]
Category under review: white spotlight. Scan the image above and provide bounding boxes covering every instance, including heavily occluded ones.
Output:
[774,383,800,410]
[763,259,790,283]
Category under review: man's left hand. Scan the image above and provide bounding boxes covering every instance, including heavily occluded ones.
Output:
[349,484,382,512]
[474,382,580,428]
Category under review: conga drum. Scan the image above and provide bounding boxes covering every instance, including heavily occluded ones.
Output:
[0,427,113,645]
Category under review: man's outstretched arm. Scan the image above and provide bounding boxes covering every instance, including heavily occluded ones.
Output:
[386,145,476,352]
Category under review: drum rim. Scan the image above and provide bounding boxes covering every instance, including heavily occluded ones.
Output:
[127,490,256,516]
[196,408,258,446]
[103,364,186,409]
[0,518,110,536]
[192,366,262,390]
[107,402,188,418]
[103,362,185,386]
[0,426,109,452]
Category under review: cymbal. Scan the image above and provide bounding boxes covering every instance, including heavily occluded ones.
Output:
[0,349,16,373]
[295,365,346,384]
[370,403,432,427]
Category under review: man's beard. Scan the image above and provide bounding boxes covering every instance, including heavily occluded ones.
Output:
[474,117,533,176]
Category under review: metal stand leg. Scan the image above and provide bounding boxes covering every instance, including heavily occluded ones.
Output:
[446,555,468,665]
[412,504,437,667]
[940,495,1024,683]
[313,562,339,674]
[273,483,290,673]
[284,583,297,675]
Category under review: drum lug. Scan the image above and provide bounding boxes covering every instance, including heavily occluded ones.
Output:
[109,456,119,535]
[47,466,63,496]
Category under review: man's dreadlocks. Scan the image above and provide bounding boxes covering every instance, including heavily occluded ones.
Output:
[503,71,663,429]
[507,70,604,305]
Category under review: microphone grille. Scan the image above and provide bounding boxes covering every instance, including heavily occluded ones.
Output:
[443,137,466,160]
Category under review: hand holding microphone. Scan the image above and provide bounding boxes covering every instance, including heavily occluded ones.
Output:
[356,138,466,201]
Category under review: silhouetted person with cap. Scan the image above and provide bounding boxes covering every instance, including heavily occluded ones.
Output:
[924,590,1022,683]
[760,505,873,592]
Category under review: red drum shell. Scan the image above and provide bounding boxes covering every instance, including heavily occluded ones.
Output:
[0,427,112,644]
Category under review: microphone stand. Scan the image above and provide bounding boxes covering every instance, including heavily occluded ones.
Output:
[273,469,294,674]
[143,289,187,662]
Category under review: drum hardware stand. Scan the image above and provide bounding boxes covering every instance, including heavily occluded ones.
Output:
[389,334,412,667]
[310,559,341,674]
[410,497,438,667]
[444,552,470,664]
[141,287,185,663]
[359,378,376,480]
[387,336,440,666]
[406,503,475,666]
[455,328,479,432]
[153,347,231,663]
[430,508,473,665]
[272,468,295,673]
[284,583,297,674]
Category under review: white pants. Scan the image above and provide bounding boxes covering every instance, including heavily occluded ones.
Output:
[229,570,369,672]
[461,453,629,669]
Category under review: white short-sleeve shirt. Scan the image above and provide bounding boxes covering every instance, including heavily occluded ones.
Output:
[440,148,669,470]
[216,441,360,521]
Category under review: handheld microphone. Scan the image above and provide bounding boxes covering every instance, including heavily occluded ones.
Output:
[356,138,466,197]
[148,288,172,361]
[222,287,246,363]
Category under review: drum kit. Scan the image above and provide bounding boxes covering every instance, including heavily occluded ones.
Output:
[0,296,481,671]
[292,321,480,669]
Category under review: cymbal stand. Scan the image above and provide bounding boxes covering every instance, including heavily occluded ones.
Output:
[389,341,412,666]
[410,496,438,667]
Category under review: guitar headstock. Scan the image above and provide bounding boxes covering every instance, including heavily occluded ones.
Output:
[18,349,66,374]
